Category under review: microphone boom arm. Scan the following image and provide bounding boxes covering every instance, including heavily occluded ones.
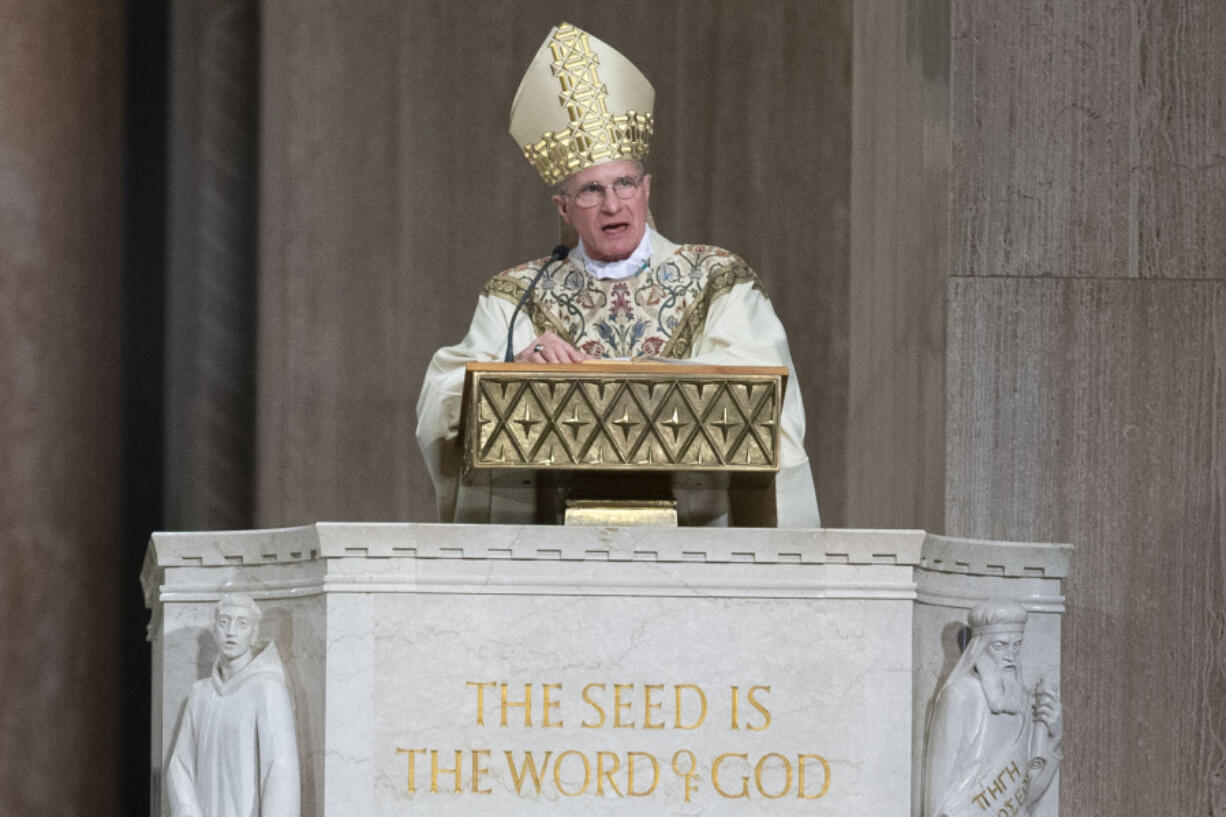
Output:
[503,244,570,362]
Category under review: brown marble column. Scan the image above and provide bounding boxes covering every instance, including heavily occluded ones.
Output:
[164,0,260,531]
[0,2,125,815]
[846,0,949,531]
[853,0,1226,812]
[944,2,1226,812]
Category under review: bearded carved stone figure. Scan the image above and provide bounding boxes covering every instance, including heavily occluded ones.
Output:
[923,601,1063,817]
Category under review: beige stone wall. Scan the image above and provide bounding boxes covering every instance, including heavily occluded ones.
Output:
[846,0,950,531]
[944,2,1226,811]
[0,2,125,814]
[852,1,1225,812]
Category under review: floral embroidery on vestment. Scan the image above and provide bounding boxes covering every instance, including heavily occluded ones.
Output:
[482,245,766,359]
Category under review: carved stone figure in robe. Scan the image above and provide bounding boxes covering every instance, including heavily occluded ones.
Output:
[923,601,1062,817]
[167,594,300,817]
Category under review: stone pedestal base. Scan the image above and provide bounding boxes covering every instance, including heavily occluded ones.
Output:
[143,524,1068,816]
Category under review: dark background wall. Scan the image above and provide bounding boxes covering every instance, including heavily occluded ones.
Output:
[0,1,1221,815]
[1,2,131,816]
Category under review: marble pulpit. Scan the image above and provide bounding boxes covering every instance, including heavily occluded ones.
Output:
[143,524,1069,816]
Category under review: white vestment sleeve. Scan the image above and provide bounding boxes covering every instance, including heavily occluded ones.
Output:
[686,281,821,528]
[415,295,522,521]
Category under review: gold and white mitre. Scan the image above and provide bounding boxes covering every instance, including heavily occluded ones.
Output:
[509,22,654,186]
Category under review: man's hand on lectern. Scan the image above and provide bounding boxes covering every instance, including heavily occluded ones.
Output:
[515,331,590,364]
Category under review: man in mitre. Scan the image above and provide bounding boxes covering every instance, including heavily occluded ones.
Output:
[923,601,1063,817]
[167,594,300,817]
[416,22,820,527]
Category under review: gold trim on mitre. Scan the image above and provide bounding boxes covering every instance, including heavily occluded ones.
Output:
[509,22,654,186]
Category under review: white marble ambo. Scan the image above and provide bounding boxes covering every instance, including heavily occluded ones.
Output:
[143,524,1069,817]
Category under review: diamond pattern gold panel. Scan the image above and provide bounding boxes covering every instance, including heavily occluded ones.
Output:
[463,364,784,473]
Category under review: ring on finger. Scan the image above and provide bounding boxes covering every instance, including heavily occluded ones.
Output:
[533,343,545,353]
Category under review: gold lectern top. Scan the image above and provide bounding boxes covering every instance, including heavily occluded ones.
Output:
[461,361,787,475]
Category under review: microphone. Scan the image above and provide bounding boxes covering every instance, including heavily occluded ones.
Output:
[504,244,570,362]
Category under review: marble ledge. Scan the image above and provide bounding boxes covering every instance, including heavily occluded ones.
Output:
[144,524,1070,600]
[146,524,1071,571]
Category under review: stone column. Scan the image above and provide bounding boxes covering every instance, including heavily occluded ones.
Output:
[852,1,1226,812]
[847,0,949,531]
[164,0,260,530]
[0,2,125,814]
[943,2,1226,812]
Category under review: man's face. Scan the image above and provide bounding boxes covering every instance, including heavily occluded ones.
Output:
[974,633,1025,714]
[553,159,652,262]
[983,634,1023,670]
[214,604,258,661]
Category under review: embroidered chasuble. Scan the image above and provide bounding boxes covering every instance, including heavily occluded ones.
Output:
[416,231,821,528]
[483,244,763,360]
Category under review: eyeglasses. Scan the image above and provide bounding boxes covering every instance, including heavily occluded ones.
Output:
[563,175,644,208]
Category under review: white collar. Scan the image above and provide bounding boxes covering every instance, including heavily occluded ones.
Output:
[576,227,654,280]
